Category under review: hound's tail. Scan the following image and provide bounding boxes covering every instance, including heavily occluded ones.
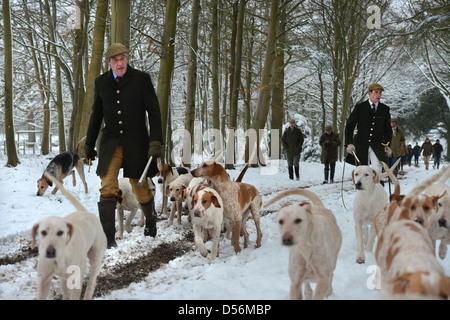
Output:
[404,166,450,204]
[75,136,87,154]
[43,171,87,212]
[381,161,400,196]
[263,188,324,208]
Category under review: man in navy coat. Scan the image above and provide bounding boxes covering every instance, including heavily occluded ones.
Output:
[85,43,163,247]
[345,83,392,174]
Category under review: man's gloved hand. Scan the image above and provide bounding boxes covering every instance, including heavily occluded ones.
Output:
[148,141,162,159]
[346,144,355,154]
[84,143,97,161]
[385,146,392,157]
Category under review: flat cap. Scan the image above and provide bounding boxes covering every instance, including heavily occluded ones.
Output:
[325,125,333,132]
[368,83,384,92]
[289,118,296,124]
[105,43,128,59]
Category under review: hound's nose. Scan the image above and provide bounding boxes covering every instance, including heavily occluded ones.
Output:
[194,209,201,217]
[36,192,41,196]
[439,218,447,228]
[170,197,176,201]
[282,233,293,246]
[46,245,56,258]
[355,181,362,190]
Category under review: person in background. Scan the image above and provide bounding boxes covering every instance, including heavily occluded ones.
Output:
[281,118,304,180]
[419,137,433,170]
[389,118,406,177]
[319,125,341,184]
[412,142,421,166]
[85,43,163,248]
[406,144,413,166]
[432,139,443,169]
[345,83,392,174]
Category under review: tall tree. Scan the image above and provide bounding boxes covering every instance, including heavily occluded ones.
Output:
[157,0,179,162]
[3,0,19,166]
[184,0,200,166]
[251,0,279,164]
[77,0,109,156]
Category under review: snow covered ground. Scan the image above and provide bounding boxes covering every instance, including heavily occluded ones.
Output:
[0,152,448,300]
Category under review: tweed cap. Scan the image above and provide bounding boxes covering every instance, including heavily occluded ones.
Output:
[390,118,397,123]
[368,83,384,92]
[325,125,333,131]
[105,43,128,59]
[289,118,296,124]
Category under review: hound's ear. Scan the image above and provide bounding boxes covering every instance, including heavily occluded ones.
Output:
[211,195,221,208]
[352,170,355,184]
[299,202,312,214]
[31,223,39,249]
[372,169,380,183]
[66,222,74,243]
[47,178,53,187]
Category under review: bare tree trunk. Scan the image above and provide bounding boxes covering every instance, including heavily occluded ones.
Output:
[111,0,131,47]
[184,0,200,167]
[3,0,19,166]
[157,0,179,162]
[251,0,279,165]
[271,1,286,160]
[211,0,221,132]
[77,0,109,157]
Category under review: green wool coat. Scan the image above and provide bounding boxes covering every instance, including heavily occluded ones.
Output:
[86,65,163,178]
[345,100,392,166]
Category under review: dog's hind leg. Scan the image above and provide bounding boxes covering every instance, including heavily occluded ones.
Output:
[75,160,88,193]
[70,170,76,186]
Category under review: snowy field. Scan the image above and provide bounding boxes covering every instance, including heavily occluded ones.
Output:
[0,151,448,302]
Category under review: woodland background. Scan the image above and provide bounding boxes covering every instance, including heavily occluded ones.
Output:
[1,0,449,167]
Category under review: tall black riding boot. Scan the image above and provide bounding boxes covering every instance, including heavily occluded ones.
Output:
[323,169,329,184]
[141,198,157,237]
[330,168,335,183]
[288,166,294,180]
[98,199,117,248]
[294,166,300,181]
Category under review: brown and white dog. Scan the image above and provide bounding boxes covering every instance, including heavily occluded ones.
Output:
[375,208,450,299]
[191,187,224,262]
[32,172,106,300]
[424,166,450,259]
[264,189,342,300]
[37,137,88,196]
[191,160,262,253]
[375,162,444,236]
[156,158,190,216]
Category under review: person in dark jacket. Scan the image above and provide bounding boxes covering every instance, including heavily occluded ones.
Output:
[412,142,421,166]
[406,144,413,166]
[319,125,341,184]
[345,83,392,174]
[432,139,443,169]
[281,119,304,180]
[85,43,163,248]
[419,137,433,170]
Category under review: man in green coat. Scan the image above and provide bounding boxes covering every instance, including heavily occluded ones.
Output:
[85,43,163,248]
[320,125,341,184]
[281,119,304,180]
[345,83,392,175]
